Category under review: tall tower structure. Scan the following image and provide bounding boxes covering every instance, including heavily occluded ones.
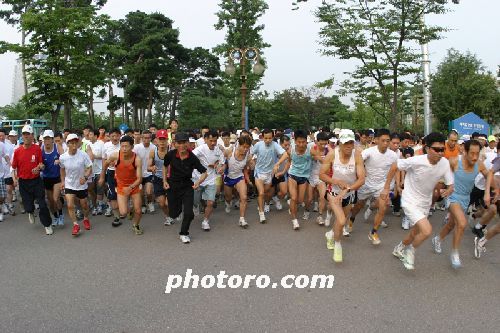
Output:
[11,58,25,104]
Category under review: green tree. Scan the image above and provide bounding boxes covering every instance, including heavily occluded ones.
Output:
[431,49,500,131]
[316,0,448,131]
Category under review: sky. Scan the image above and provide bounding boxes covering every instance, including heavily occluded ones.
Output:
[0,0,499,109]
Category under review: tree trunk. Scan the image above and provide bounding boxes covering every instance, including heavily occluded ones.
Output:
[132,105,138,129]
[171,89,179,121]
[390,75,398,131]
[108,83,115,128]
[63,100,72,129]
[125,103,130,125]
[51,104,62,130]
[147,89,153,126]
[88,89,95,128]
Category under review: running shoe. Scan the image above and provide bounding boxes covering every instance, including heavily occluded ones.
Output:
[148,202,155,213]
[51,217,58,226]
[58,214,65,226]
[316,215,324,225]
[401,216,410,230]
[431,236,442,254]
[264,203,270,213]
[28,213,35,224]
[363,207,372,221]
[91,207,98,216]
[275,200,283,211]
[450,251,462,269]
[324,211,332,227]
[225,201,231,214]
[141,206,147,214]
[325,231,334,250]
[112,217,122,227]
[292,219,300,230]
[45,226,53,235]
[2,204,8,214]
[8,204,15,216]
[401,246,415,270]
[234,200,240,208]
[368,232,381,245]
[392,242,405,259]
[72,224,80,236]
[259,211,266,224]
[83,218,91,230]
[302,210,310,220]
[201,219,210,231]
[239,217,248,228]
[105,206,112,216]
[313,201,319,212]
[333,242,343,263]
[180,235,190,243]
[96,205,103,215]
[380,221,388,228]
[164,216,174,226]
[474,237,487,259]
[342,225,350,237]
[132,224,143,235]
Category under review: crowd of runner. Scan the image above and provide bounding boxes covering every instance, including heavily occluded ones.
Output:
[1,120,499,270]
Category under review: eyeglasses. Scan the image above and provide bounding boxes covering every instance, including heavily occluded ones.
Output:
[430,146,445,153]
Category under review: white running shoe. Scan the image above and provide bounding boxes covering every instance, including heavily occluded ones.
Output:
[141,206,147,214]
[105,206,112,217]
[91,207,98,216]
[179,235,190,243]
[259,211,266,224]
[239,217,248,228]
[324,211,332,227]
[450,251,462,269]
[28,213,35,224]
[164,216,174,226]
[432,236,442,254]
[225,201,231,214]
[401,246,415,270]
[380,221,388,228]
[302,210,310,220]
[474,237,487,258]
[392,241,405,259]
[313,201,319,212]
[292,219,300,230]
[316,215,324,225]
[363,207,372,221]
[148,202,155,213]
[325,231,334,250]
[45,226,53,235]
[2,204,9,214]
[342,225,350,237]
[201,219,210,231]
[264,203,270,213]
[275,200,283,211]
[401,216,410,230]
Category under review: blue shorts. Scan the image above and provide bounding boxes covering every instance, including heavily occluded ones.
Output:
[224,176,243,187]
[289,174,309,185]
[447,194,470,212]
[197,184,216,202]
[106,170,117,200]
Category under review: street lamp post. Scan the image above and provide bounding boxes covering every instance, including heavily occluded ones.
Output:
[225,48,265,129]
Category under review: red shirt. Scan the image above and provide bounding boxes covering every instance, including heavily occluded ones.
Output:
[12,144,43,179]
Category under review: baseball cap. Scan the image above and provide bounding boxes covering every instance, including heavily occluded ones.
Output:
[488,135,497,142]
[189,137,196,143]
[42,129,54,138]
[8,130,17,136]
[174,132,189,142]
[252,133,260,141]
[338,129,355,144]
[65,133,79,143]
[156,129,168,139]
[460,134,470,142]
[21,125,33,134]
[230,134,237,143]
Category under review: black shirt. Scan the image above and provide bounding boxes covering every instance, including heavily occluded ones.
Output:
[164,149,206,185]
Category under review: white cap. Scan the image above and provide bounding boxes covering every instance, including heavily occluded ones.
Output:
[252,133,260,141]
[333,128,341,135]
[457,139,464,145]
[189,137,196,143]
[42,129,54,138]
[21,125,33,134]
[329,137,338,144]
[339,129,355,144]
[8,130,17,136]
[38,135,43,142]
[65,133,79,143]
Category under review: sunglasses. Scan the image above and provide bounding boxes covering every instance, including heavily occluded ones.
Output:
[430,146,445,153]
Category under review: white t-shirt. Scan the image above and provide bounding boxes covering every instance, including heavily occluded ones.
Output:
[133,143,156,177]
[90,140,104,175]
[195,137,206,148]
[398,155,454,209]
[1,140,15,178]
[361,146,398,190]
[60,150,93,191]
[103,141,120,171]
[474,152,497,190]
[192,144,225,186]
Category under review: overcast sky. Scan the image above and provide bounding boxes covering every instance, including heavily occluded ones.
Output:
[0,0,499,108]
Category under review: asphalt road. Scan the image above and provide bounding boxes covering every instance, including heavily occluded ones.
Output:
[0,200,499,333]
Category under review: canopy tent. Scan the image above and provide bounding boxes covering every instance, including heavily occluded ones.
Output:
[449,112,490,136]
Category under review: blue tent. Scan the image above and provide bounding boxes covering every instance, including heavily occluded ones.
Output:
[449,112,489,136]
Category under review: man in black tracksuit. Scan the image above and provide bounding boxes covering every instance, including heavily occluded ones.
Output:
[163,132,207,244]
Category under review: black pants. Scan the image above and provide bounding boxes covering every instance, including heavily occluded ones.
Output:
[392,195,401,213]
[166,184,195,236]
[19,178,52,227]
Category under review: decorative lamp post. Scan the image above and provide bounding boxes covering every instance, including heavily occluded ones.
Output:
[225,47,265,129]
